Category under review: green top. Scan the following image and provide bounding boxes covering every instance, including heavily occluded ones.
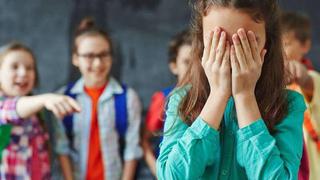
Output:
[156,87,306,180]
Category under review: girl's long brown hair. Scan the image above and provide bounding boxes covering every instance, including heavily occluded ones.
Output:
[178,0,288,132]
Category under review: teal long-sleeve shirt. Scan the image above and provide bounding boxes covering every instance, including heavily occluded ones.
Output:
[156,87,306,180]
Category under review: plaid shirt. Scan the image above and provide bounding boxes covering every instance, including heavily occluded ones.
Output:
[55,77,143,180]
[0,97,50,180]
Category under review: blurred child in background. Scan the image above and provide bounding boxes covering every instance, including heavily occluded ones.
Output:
[142,30,192,176]
[282,11,320,180]
[0,42,80,179]
[55,18,143,180]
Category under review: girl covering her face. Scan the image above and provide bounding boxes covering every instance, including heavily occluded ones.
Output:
[156,0,306,179]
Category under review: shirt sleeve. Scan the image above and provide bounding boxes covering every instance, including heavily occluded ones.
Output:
[145,91,166,132]
[156,89,221,180]
[236,90,306,180]
[123,88,143,161]
[0,97,21,125]
[53,115,70,155]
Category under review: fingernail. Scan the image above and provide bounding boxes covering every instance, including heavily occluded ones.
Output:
[248,31,255,40]
[221,31,225,37]
[238,28,245,35]
[215,27,220,33]
[232,34,239,43]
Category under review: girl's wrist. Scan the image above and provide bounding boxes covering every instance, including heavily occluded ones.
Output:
[233,91,255,102]
[209,89,230,101]
[37,94,51,107]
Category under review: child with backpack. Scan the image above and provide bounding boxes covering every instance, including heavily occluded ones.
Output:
[142,30,192,176]
[55,18,143,180]
[0,42,80,179]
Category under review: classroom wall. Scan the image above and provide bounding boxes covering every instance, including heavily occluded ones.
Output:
[0,0,318,109]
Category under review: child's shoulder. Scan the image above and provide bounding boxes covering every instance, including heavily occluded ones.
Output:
[285,89,306,112]
[166,85,191,109]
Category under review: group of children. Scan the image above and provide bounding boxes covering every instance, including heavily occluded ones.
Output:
[0,0,319,179]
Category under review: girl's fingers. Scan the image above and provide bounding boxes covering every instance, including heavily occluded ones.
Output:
[232,34,247,69]
[202,31,214,64]
[260,49,267,64]
[221,41,230,68]
[230,45,240,72]
[51,106,63,119]
[247,31,260,62]
[60,102,74,114]
[238,29,253,64]
[56,103,68,116]
[208,27,221,64]
[215,31,227,66]
[289,62,297,80]
[67,97,81,112]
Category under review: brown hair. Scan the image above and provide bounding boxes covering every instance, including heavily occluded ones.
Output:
[0,42,39,87]
[280,11,311,44]
[73,17,113,55]
[168,30,192,64]
[177,0,288,132]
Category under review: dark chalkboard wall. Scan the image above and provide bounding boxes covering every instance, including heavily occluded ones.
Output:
[0,0,319,110]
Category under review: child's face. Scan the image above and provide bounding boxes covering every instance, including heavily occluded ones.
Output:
[282,31,310,61]
[73,35,112,87]
[169,44,192,83]
[0,50,36,96]
[202,7,266,55]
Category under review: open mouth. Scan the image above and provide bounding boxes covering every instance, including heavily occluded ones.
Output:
[14,81,29,90]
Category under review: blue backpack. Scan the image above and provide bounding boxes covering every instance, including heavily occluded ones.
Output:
[62,82,128,159]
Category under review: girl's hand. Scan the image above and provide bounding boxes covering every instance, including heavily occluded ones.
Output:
[42,94,81,119]
[202,27,231,98]
[285,60,309,86]
[231,29,267,98]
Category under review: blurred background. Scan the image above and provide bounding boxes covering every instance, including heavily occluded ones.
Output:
[0,0,319,110]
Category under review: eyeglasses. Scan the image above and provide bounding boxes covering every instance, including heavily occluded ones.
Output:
[76,51,112,62]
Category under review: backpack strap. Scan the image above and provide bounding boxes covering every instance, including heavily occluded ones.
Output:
[161,86,174,97]
[62,82,129,159]
[62,82,77,150]
[114,84,128,138]
[114,84,128,161]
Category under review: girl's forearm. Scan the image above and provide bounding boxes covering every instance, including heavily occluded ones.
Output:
[122,160,138,180]
[199,92,229,130]
[234,93,261,128]
[16,94,48,118]
[142,133,157,176]
[59,155,74,180]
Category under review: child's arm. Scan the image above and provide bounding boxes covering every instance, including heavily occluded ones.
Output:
[235,91,305,179]
[156,89,221,179]
[231,30,304,179]
[141,131,157,176]
[122,159,138,180]
[142,91,166,176]
[286,60,314,101]
[59,155,74,180]
[16,93,81,119]
[50,110,74,180]
[122,89,143,179]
